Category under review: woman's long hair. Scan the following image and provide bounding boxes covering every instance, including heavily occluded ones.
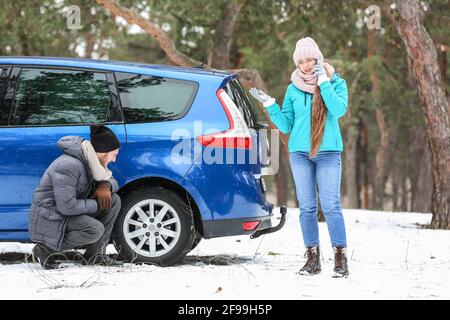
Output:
[309,87,327,159]
[309,67,333,159]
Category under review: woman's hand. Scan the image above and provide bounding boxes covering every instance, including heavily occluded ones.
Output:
[313,59,326,77]
[314,59,332,85]
[249,88,273,105]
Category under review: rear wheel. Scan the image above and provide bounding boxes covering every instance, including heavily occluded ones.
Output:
[113,187,195,266]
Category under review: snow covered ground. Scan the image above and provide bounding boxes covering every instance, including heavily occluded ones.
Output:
[0,208,449,300]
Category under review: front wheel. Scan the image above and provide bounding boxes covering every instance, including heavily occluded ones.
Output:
[190,232,203,251]
[113,187,196,266]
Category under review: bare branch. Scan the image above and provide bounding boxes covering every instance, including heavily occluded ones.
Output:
[95,0,201,67]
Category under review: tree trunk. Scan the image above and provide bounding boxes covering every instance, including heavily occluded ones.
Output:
[400,172,408,212]
[406,64,433,214]
[84,33,96,59]
[393,0,450,228]
[368,28,392,210]
[392,170,399,211]
[414,149,433,213]
[342,73,363,209]
[209,2,244,69]
[373,108,393,210]
[343,125,359,208]
[233,51,245,69]
[357,118,370,209]
[438,45,447,95]
[409,127,433,213]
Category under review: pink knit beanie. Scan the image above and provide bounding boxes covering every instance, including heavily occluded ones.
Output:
[292,37,323,65]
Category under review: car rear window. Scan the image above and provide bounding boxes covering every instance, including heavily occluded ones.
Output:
[225,79,265,128]
[115,72,198,123]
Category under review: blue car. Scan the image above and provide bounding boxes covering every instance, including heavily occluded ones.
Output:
[0,56,280,265]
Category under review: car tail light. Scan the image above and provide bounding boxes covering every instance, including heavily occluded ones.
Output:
[242,221,261,231]
[196,89,252,149]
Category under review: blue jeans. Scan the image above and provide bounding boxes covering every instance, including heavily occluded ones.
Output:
[289,151,347,248]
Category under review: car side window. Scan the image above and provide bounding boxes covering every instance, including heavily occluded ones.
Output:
[115,72,197,123]
[0,66,11,126]
[9,68,111,126]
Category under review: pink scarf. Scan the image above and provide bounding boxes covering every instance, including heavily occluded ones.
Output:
[290,62,335,94]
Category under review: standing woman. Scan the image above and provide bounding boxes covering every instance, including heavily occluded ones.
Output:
[249,37,349,277]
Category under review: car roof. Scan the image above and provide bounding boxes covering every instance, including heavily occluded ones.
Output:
[0,56,234,82]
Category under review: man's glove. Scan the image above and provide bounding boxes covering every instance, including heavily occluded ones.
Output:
[249,88,275,107]
[92,181,112,210]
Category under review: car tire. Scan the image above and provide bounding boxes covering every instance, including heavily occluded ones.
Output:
[190,232,203,251]
[113,187,195,266]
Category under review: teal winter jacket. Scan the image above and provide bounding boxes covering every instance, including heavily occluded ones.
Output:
[266,73,348,153]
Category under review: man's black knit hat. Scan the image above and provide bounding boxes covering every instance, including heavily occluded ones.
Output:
[90,125,121,153]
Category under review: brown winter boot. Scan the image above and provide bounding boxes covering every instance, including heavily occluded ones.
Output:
[299,246,321,275]
[333,247,349,277]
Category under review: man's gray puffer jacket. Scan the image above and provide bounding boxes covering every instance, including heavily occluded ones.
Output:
[28,136,119,251]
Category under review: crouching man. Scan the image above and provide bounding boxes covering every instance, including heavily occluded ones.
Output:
[29,125,123,269]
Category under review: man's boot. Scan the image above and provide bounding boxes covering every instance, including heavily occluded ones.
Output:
[32,243,60,270]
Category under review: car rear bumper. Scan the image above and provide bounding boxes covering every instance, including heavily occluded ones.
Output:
[202,214,274,239]
[201,200,275,239]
